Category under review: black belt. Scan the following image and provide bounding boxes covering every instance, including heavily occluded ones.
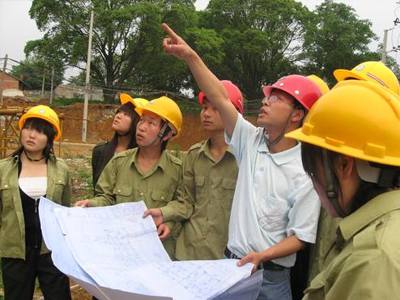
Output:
[224,248,286,271]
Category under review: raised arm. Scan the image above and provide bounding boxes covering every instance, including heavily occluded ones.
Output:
[162,23,238,137]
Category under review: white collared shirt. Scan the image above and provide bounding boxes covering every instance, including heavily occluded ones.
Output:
[225,114,320,267]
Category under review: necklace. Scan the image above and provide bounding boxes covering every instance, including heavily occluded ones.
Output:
[24,150,45,162]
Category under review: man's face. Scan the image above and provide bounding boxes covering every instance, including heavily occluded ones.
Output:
[257,89,297,130]
[200,98,224,133]
[136,111,163,147]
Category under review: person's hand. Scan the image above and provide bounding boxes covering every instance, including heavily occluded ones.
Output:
[162,23,196,61]
[74,200,91,207]
[237,251,263,274]
[157,223,170,242]
[142,208,164,227]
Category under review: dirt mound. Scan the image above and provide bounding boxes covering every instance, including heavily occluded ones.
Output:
[56,103,209,151]
[3,96,257,152]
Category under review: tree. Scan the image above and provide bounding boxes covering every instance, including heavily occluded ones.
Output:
[10,57,64,91]
[386,56,400,79]
[300,0,380,86]
[27,0,198,103]
[199,0,313,100]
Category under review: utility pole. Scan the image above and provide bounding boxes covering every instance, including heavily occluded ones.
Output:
[49,67,55,104]
[382,29,388,65]
[0,54,9,106]
[82,10,94,142]
[41,71,46,98]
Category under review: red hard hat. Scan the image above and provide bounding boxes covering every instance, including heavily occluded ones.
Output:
[262,75,322,110]
[199,80,244,114]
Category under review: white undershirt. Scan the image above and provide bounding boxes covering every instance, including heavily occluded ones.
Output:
[18,177,47,199]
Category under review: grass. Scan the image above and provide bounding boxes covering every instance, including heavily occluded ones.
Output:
[48,95,201,115]
[66,155,94,203]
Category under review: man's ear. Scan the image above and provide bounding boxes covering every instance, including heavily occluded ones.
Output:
[291,108,305,123]
[161,130,174,141]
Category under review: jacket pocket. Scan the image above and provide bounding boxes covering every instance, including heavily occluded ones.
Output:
[151,189,171,206]
[52,178,66,203]
[0,183,14,209]
[258,195,289,233]
[194,175,205,202]
[220,178,236,210]
[113,186,133,203]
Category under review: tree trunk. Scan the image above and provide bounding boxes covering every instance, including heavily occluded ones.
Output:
[103,88,118,104]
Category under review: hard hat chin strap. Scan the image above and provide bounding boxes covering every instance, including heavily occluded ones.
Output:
[264,112,293,147]
[158,121,169,139]
[322,150,348,218]
[146,121,171,148]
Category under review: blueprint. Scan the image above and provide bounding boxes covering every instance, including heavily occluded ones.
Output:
[39,197,262,300]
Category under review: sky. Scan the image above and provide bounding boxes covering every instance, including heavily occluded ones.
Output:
[1,0,400,74]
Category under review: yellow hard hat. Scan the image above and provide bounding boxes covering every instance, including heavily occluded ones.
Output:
[333,61,400,95]
[286,80,400,167]
[135,96,183,138]
[19,105,61,141]
[307,75,330,95]
[120,93,149,108]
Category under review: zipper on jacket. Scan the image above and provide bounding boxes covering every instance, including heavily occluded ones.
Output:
[35,198,39,214]
[34,198,40,249]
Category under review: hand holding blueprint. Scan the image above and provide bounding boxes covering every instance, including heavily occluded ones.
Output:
[39,197,262,300]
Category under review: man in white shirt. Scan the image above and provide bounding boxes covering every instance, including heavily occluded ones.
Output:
[161,23,321,300]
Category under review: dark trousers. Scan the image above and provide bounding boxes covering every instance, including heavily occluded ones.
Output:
[1,247,71,300]
[290,245,310,300]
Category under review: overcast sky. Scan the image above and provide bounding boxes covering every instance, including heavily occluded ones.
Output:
[1,0,400,71]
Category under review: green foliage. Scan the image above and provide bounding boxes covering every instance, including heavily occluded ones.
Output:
[10,57,64,91]
[387,56,400,79]
[26,0,396,102]
[166,145,183,160]
[28,0,198,103]
[65,155,94,203]
[200,0,311,99]
[300,0,380,85]
[175,98,201,115]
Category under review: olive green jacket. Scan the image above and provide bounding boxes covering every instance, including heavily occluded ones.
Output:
[303,190,400,300]
[0,154,71,260]
[161,140,238,260]
[308,210,340,283]
[90,148,183,258]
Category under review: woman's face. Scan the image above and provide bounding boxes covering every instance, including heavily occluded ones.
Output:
[21,125,48,154]
[311,154,360,217]
[312,175,342,218]
[112,110,132,135]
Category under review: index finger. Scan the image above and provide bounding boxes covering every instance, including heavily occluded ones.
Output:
[162,23,178,39]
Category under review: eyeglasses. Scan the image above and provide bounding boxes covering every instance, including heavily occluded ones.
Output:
[263,94,303,109]
[263,95,295,105]
[263,95,286,104]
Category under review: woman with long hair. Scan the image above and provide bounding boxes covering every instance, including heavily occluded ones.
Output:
[91,94,148,189]
[0,105,72,300]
